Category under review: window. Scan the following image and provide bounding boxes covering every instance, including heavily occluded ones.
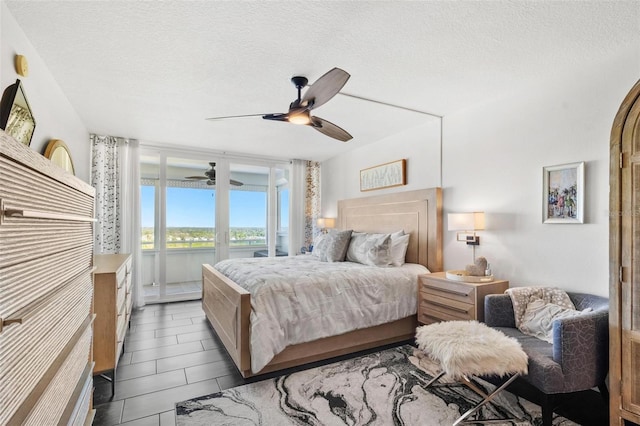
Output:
[229,189,266,247]
[166,187,215,249]
[141,184,155,250]
[279,188,289,232]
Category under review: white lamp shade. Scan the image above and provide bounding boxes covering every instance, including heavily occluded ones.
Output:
[448,212,485,231]
[317,217,336,229]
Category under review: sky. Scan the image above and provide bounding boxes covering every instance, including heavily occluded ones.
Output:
[141,186,288,228]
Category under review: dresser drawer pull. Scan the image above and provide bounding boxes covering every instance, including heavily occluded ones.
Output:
[3,208,97,223]
[423,284,471,297]
[426,299,470,313]
[0,317,23,333]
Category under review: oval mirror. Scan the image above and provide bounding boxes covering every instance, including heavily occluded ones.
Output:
[44,139,75,175]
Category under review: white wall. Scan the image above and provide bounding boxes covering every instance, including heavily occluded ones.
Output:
[322,48,639,297]
[321,119,442,218]
[1,4,89,181]
[442,49,639,297]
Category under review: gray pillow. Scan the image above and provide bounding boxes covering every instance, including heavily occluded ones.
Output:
[346,233,392,266]
[313,229,353,262]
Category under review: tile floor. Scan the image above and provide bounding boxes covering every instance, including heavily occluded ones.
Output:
[92,300,610,426]
[92,300,245,426]
[142,282,202,299]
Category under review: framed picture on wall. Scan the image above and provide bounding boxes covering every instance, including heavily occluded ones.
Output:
[0,79,36,147]
[543,161,584,223]
[360,159,406,192]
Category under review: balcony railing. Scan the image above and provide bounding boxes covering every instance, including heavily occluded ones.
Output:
[141,238,268,250]
[141,234,288,297]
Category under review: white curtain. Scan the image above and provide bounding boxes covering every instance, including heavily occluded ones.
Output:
[91,134,145,308]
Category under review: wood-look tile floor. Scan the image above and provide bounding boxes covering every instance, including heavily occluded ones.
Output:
[92,300,609,426]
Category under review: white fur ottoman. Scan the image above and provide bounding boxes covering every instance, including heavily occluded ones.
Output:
[415,320,528,425]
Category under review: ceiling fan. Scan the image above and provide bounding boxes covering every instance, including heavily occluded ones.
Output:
[184,162,244,186]
[206,67,353,142]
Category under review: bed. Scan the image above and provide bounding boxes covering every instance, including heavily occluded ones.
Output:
[202,188,442,377]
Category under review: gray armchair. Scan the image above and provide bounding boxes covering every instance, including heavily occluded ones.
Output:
[484,292,609,426]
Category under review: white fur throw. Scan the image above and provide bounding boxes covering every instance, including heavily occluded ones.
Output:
[415,321,528,379]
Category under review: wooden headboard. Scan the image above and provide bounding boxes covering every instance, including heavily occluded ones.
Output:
[337,188,442,272]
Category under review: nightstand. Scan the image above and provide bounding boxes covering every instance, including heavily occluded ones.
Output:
[418,271,509,325]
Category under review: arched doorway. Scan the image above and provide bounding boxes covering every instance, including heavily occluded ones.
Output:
[609,79,640,426]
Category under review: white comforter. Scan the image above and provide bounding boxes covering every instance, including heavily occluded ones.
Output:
[214,255,428,373]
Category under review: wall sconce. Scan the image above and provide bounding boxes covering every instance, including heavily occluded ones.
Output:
[317,217,336,233]
[448,212,485,261]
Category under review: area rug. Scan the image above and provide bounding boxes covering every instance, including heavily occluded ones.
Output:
[175,344,577,426]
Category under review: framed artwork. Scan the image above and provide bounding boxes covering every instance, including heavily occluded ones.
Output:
[360,159,406,192]
[0,79,36,147]
[543,161,584,223]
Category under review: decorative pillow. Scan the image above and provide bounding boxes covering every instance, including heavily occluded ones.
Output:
[312,233,325,252]
[313,230,353,262]
[390,231,410,266]
[519,298,592,343]
[346,233,392,266]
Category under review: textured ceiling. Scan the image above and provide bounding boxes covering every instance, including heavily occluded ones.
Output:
[5,1,639,161]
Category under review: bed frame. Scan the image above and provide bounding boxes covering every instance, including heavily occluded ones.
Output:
[202,188,442,377]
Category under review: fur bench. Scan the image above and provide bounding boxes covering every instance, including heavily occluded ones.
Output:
[415,320,528,425]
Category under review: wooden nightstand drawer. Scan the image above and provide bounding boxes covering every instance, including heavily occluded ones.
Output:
[418,272,509,324]
[419,299,474,323]
[420,277,476,305]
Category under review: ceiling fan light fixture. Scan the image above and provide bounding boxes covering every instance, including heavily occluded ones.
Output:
[206,68,351,141]
[288,111,311,125]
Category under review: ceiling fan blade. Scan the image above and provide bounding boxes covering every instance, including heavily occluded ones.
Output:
[184,176,208,180]
[310,117,353,142]
[302,68,350,111]
[206,179,244,187]
[206,113,270,120]
[262,113,289,122]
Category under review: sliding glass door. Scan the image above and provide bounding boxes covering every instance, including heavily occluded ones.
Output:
[140,149,290,303]
[224,163,289,260]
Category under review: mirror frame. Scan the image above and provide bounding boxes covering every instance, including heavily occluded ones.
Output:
[0,79,36,147]
[44,139,75,175]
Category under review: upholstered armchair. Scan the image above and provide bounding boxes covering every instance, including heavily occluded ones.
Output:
[484,292,609,426]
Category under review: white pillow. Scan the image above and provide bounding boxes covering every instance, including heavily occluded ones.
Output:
[519,298,592,343]
[390,232,410,266]
[346,233,391,266]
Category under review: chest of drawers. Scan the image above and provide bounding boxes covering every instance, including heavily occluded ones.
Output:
[418,272,509,325]
[93,253,132,393]
[0,130,95,425]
